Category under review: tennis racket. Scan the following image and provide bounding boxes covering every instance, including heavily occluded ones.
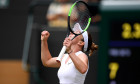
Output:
[56,0,92,62]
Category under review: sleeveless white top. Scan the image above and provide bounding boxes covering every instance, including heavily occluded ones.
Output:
[57,51,89,84]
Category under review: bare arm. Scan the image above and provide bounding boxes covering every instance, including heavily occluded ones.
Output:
[41,31,60,68]
[69,52,88,74]
[63,37,88,74]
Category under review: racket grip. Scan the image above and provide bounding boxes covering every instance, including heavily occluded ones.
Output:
[56,46,66,63]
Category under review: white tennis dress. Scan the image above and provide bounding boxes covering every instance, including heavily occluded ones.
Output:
[57,51,89,84]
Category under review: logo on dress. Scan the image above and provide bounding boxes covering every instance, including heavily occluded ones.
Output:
[67,62,72,65]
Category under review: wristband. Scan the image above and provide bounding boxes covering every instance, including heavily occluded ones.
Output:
[68,51,72,54]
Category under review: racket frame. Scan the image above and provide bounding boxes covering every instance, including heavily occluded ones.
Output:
[68,0,91,35]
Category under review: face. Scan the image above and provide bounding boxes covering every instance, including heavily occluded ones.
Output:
[68,31,84,45]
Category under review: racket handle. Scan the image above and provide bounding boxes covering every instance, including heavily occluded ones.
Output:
[56,46,66,63]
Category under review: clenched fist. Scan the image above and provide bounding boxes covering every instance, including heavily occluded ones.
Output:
[41,31,50,41]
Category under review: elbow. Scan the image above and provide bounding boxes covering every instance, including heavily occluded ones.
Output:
[41,57,48,67]
[42,61,47,67]
[42,61,49,67]
[41,59,49,67]
[81,69,87,74]
[80,67,88,74]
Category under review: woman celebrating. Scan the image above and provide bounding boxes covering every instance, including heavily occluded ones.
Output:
[41,25,98,84]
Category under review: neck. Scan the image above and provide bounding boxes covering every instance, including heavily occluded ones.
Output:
[71,45,82,53]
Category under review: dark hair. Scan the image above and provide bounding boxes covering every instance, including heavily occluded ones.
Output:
[87,32,98,56]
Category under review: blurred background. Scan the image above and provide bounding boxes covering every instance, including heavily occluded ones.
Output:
[0,0,140,84]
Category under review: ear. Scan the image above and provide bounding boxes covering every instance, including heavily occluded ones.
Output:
[78,41,84,46]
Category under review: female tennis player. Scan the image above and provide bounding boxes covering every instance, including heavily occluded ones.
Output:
[41,25,98,84]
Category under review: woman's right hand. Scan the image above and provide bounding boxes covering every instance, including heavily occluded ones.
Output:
[41,30,50,41]
[63,37,72,53]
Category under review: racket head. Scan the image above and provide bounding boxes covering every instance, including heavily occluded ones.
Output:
[68,0,92,35]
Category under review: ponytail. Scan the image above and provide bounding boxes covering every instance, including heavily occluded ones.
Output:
[89,42,98,56]
[87,32,98,56]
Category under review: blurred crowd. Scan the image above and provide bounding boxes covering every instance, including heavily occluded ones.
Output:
[46,0,101,28]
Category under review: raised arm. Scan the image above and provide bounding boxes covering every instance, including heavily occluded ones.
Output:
[64,37,88,74]
[41,31,60,68]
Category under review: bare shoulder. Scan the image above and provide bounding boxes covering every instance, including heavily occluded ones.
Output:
[77,52,88,63]
[78,52,88,58]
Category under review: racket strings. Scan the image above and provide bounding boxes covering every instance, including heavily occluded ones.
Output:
[70,2,90,32]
